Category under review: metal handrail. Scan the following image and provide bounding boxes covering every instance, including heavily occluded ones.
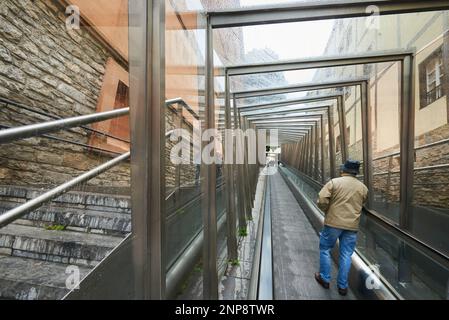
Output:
[0,97,199,146]
[0,107,129,144]
[0,97,200,228]
[0,124,123,157]
[0,97,131,144]
[370,138,449,162]
[0,152,130,228]
[166,97,200,120]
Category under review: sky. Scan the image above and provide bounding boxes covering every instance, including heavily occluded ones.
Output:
[184,0,335,85]
[240,0,334,84]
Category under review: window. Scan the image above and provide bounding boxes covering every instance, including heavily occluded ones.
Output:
[419,47,445,108]
[110,81,130,141]
[90,58,130,152]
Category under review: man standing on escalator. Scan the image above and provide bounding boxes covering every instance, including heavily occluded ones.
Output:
[314,160,368,296]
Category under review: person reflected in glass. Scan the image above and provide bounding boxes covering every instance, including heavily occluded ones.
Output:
[314,160,368,296]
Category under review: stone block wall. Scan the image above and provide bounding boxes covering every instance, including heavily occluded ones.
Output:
[0,0,131,194]
[165,105,197,190]
[0,0,202,195]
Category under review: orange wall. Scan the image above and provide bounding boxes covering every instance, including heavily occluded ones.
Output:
[68,0,129,61]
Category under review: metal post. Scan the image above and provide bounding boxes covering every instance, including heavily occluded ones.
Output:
[202,15,218,300]
[397,54,415,284]
[175,103,183,200]
[361,81,374,206]
[320,115,326,184]
[337,96,349,162]
[295,141,301,169]
[327,106,337,178]
[314,122,319,181]
[300,139,305,172]
[233,96,247,230]
[399,55,415,230]
[224,73,238,260]
[308,131,313,176]
[241,115,253,219]
[129,0,166,300]
[304,132,309,175]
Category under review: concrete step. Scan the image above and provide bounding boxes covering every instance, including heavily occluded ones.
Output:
[0,185,131,213]
[0,224,125,267]
[0,185,131,235]
[0,201,131,235]
[0,255,90,300]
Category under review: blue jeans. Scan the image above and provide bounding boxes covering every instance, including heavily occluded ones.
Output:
[319,225,357,289]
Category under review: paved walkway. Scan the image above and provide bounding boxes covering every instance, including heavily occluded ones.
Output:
[270,171,356,300]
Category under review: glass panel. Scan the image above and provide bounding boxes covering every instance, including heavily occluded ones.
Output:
[165,0,207,299]
[214,10,449,67]
[345,86,364,178]
[368,62,402,224]
[411,30,449,256]
[215,54,228,278]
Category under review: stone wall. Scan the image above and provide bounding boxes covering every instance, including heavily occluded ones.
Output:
[371,124,449,209]
[165,106,197,190]
[0,0,130,193]
[0,0,208,195]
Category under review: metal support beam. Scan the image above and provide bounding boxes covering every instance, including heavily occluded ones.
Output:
[314,123,319,181]
[224,72,238,261]
[130,0,166,300]
[337,95,349,162]
[208,0,449,29]
[226,51,414,76]
[399,55,416,231]
[233,96,247,230]
[241,104,330,117]
[360,81,373,206]
[233,78,369,100]
[327,106,337,178]
[320,115,326,184]
[202,15,218,300]
[238,94,343,112]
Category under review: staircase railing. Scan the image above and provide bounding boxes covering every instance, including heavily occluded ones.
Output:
[0,97,200,230]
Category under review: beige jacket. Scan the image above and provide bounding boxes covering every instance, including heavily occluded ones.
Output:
[317,175,368,231]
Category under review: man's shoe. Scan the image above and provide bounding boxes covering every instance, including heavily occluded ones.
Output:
[314,273,330,289]
[338,287,348,296]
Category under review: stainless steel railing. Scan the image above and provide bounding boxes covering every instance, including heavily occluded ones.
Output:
[0,97,200,230]
[0,107,130,144]
[0,97,131,144]
[0,152,130,228]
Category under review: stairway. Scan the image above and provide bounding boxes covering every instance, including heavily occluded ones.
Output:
[0,186,131,300]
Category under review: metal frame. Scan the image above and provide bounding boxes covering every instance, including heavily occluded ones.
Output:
[200,0,449,300]
[129,0,166,299]
[245,104,336,178]
[0,107,129,144]
[202,14,219,299]
[224,51,413,225]
[208,0,449,29]
[233,78,371,181]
